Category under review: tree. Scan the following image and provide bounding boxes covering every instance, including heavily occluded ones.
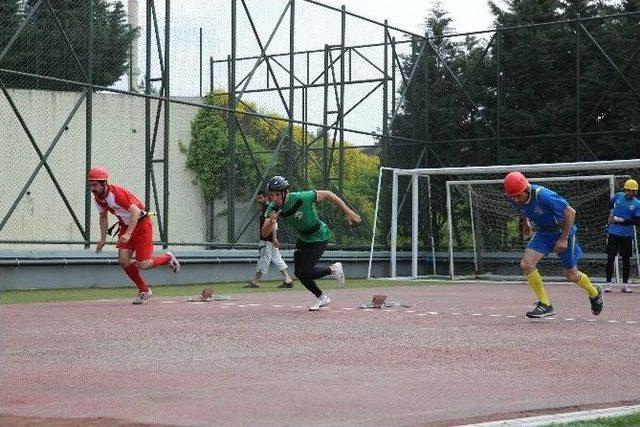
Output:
[1,0,136,91]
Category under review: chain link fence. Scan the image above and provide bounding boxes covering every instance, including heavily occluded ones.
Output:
[1,1,638,251]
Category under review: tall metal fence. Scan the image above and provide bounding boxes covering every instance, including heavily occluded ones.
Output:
[0,0,638,251]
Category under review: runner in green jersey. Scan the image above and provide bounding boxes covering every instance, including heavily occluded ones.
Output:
[262,176,361,311]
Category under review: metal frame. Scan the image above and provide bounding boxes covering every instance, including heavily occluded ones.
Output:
[1,1,639,249]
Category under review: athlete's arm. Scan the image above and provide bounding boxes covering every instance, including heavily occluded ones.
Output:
[262,210,279,239]
[316,190,361,224]
[96,211,109,252]
[554,205,575,253]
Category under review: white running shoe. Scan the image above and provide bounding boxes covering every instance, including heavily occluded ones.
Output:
[132,290,153,305]
[331,262,345,288]
[166,251,181,273]
[622,285,633,293]
[309,294,331,311]
[604,283,613,293]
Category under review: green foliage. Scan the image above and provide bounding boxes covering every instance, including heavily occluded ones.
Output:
[181,92,272,202]
[1,0,136,90]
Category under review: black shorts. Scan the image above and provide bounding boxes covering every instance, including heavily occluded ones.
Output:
[607,234,633,258]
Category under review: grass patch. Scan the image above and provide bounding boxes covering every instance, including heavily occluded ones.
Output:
[547,413,640,426]
[0,278,447,304]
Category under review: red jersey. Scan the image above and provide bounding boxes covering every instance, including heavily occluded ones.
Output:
[93,184,145,226]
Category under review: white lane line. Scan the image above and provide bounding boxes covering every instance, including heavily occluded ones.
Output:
[489,314,501,317]
[426,311,439,315]
[563,318,575,321]
[471,313,483,316]
[160,301,177,304]
[405,310,416,313]
[272,305,283,308]
[417,313,428,316]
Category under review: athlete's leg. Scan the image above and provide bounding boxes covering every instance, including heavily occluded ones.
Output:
[521,248,549,305]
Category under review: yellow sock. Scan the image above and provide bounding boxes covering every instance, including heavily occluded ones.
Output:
[575,271,598,298]
[526,269,550,306]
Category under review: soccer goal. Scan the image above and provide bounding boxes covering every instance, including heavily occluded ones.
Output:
[367,159,640,282]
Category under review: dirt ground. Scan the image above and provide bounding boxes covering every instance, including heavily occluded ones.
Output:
[1,283,639,426]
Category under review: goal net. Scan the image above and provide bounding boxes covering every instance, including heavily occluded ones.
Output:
[368,159,640,283]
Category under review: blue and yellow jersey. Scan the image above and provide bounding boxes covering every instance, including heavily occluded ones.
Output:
[509,184,574,232]
[609,192,640,238]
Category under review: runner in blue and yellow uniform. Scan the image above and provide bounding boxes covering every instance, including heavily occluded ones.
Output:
[605,179,640,293]
[504,171,603,318]
[262,176,361,311]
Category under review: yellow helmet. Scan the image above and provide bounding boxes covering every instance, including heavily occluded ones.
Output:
[623,179,638,191]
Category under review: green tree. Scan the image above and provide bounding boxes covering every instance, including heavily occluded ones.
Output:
[1,0,136,91]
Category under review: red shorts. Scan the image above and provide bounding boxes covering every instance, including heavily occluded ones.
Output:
[117,217,154,261]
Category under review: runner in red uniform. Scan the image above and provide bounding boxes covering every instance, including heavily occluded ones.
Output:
[88,166,180,304]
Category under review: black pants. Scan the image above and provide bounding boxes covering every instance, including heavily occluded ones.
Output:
[294,240,332,297]
[606,234,633,283]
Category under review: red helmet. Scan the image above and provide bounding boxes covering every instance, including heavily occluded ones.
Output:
[87,166,109,181]
[504,171,529,197]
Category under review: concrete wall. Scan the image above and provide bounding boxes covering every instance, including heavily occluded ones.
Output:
[0,88,255,249]
[0,249,425,290]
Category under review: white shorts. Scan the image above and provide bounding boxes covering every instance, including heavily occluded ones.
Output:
[256,240,288,274]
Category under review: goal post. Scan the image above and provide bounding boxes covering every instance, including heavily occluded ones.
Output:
[368,159,640,282]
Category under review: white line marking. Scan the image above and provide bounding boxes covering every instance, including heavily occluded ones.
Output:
[471,313,483,316]
[272,305,283,308]
[564,318,575,321]
[489,314,501,317]
[427,311,439,315]
[405,310,415,313]
[506,315,516,318]
[452,312,461,315]
[626,321,637,324]
[160,301,177,304]
[385,309,396,312]
[417,313,428,316]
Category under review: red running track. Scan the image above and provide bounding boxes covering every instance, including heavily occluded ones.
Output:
[1,283,639,426]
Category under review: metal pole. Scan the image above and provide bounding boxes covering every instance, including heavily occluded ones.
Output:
[382,21,388,145]
[227,0,237,243]
[575,16,580,160]
[84,0,94,249]
[391,37,396,118]
[424,33,429,168]
[447,181,454,280]
[163,0,170,248]
[199,27,203,97]
[412,173,419,278]
[427,175,436,275]
[496,28,501,163]
[391,171,398,278]
[288,0,295,180]
[323,44,329,187]
[469,185,478,273]
[610,177,620,284]
[338,5,346,196]
[368,167,384,279]
[144,0,152,210]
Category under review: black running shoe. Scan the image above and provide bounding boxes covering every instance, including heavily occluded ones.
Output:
[589,284,604,315]
[526,301,555,318]
[277,281,293,288]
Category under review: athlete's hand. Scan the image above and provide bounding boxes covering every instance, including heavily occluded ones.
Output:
[118,233,131,245]
[521,222,532,239]
[612,216,625,223]
[273,239,281,249]
[554,237,568,254]
[96,239,106,253]
[346,210,361,225]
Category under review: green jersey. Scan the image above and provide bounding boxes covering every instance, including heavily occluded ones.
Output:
[266,190,331,243]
